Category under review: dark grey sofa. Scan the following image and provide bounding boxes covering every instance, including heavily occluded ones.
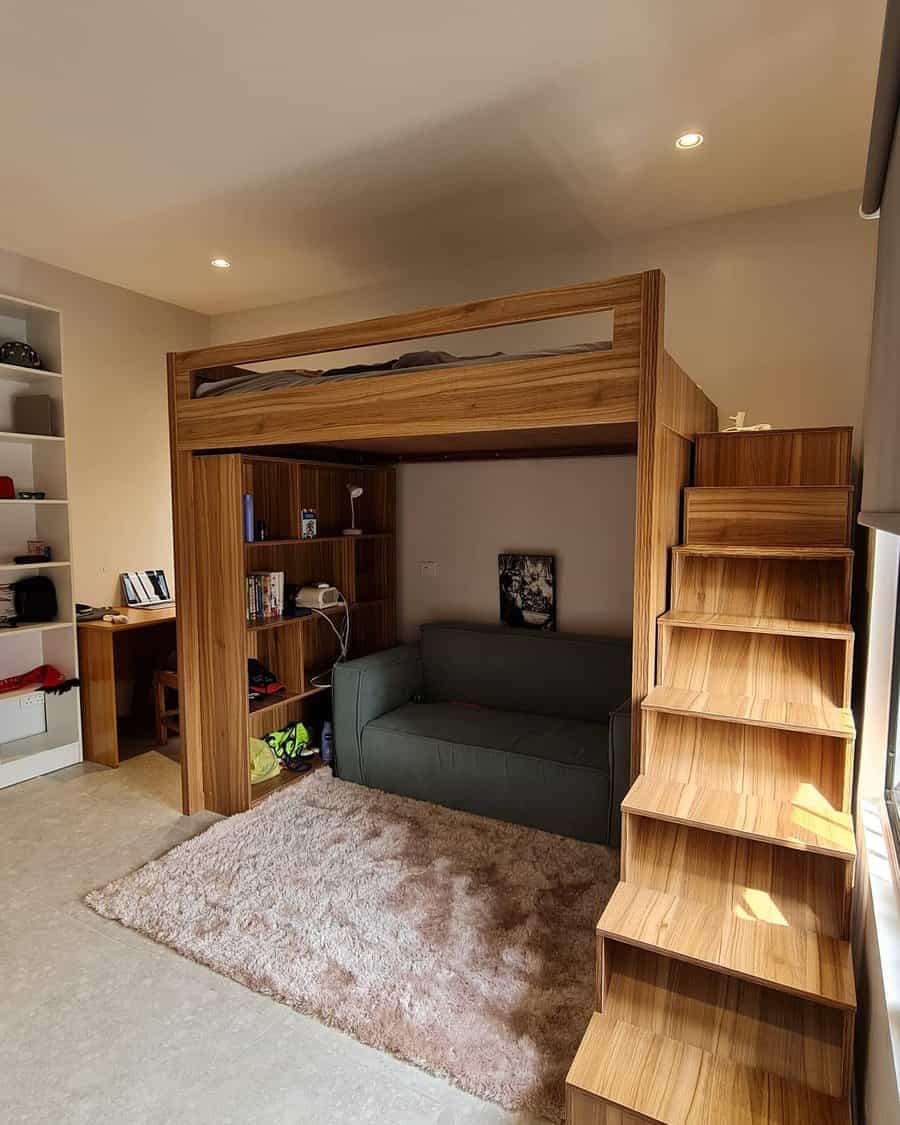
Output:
[333,622,631,844]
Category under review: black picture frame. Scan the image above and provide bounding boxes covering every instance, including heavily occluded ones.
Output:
[498,553,556,631]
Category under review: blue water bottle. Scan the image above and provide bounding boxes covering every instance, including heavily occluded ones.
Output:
[321,720,334,766]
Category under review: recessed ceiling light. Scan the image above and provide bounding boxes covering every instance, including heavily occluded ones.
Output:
[210,257,232,269]
[675,132,704,150]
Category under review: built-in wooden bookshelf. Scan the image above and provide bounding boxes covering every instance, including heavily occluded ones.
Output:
[0,293,81,788]
[192,453,396,813]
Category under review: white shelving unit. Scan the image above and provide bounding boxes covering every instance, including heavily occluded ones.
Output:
[0,293,81,788]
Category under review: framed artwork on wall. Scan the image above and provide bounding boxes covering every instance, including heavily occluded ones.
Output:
[498,553,556,631]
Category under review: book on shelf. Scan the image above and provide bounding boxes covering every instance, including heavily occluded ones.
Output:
[246,571,285,622]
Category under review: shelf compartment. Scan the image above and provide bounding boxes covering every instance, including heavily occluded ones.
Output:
[0,655,80,790]
[354,534,395,604]
[242,457,299,540]
[656,624,853,711]
[598,882,855,1010]
[671,548,852,623]
[600,941,850,1100]
[0,292,63,373]
[245,537,355,604]
[250,758,324,807]
[623,816,850,941]
[641,709,851,814]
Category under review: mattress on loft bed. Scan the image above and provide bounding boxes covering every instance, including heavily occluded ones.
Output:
[192,340,613,398]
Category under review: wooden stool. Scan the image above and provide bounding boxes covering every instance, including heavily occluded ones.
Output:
[153,669,179,745]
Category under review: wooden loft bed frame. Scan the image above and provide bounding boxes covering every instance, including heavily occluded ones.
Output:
[167,269,718,814]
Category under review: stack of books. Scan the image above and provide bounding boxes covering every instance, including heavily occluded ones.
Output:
[246,571,285,622]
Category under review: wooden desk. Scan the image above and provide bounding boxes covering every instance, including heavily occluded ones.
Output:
[78,606,177,767]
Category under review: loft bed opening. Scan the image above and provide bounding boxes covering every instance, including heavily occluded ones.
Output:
[168,270,719,817]
[191,306,617,401]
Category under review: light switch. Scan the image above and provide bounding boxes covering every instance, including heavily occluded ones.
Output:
[419,561,439,578]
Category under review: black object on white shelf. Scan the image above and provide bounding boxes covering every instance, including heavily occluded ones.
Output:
[0,341,41,369]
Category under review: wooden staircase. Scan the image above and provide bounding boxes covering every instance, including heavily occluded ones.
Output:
[566,426,856,1125]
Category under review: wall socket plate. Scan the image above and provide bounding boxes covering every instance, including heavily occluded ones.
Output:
[419,561,439,578]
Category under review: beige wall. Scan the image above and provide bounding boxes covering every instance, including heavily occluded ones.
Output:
[0,248,208,606]
[397,457,635,642]
[212,190,877,449]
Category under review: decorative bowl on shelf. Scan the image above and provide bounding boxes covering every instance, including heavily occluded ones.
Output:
[0,341,41,369]
[16,490,46,500]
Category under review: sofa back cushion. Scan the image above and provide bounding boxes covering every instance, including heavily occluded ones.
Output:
[420,622,631,722]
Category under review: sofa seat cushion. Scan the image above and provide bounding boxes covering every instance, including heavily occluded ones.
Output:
[365,702,609,772]
[358,701,612,842]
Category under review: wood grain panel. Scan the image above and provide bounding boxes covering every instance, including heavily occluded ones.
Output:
[657,351,720,441]
[694,428,852,488]
[176,353,641,451]
[176,273,644,373]
[567,1014,850,1125]
[660,610,852,639]
[242,458,299,540]
[600,884,855,1008]
[167,355,204,812]
[77,627,117,768]
[641,710,850,812]
[632,337,720,776]
[631,273,717,778]
[684,487,853,548]
[193,454,250,815]
[604,944,849,1099]
[657,625,851,709]
[671,551,852,623]
[624,817,850,939]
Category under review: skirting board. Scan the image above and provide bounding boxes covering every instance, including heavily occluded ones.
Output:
[0,739,81,788]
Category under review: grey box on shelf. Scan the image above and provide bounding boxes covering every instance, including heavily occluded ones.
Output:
[14,394,54,437]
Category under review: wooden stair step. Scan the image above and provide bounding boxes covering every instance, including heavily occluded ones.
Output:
[642,685,855,739]
[622,775,856,861]
[683,486,853,549]
[598,883,855,1009]
[673,545,853,561]
[566,1012,851,1125]
[659,610,853,640]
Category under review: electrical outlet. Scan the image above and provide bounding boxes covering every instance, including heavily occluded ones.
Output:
[19,692,45,709]
[419,561,439,578]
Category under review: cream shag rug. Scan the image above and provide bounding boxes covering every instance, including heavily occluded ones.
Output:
[87,770,618,1122]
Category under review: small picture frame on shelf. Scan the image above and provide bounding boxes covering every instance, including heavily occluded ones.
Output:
[301,509,318,539]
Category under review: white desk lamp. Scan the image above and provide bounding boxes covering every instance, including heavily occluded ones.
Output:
[343,484,363,536]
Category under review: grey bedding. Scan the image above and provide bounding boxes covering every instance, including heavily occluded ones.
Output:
[193,340,612,398]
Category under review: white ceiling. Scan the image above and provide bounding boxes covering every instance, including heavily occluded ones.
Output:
[0,0,885,315]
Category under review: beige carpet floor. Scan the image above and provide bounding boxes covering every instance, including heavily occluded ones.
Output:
[87,769,618,1122]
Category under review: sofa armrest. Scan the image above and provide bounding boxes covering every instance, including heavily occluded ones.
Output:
[332,645,424,784]
[607,699,632,847]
